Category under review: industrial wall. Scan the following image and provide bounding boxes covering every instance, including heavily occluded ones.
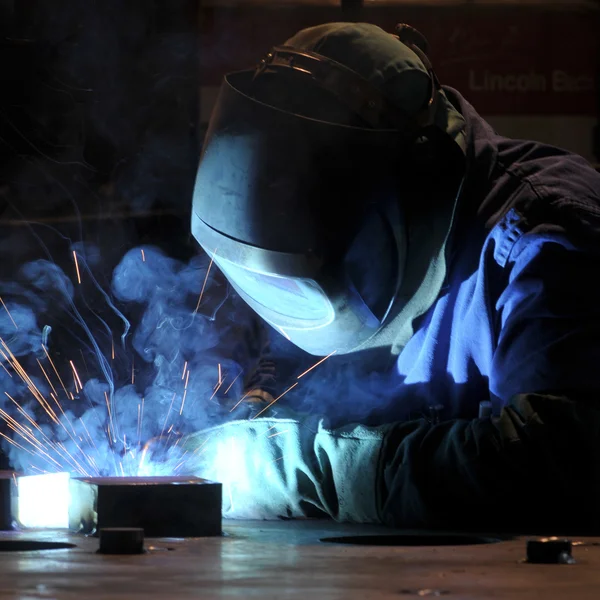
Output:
[198,1,600,165]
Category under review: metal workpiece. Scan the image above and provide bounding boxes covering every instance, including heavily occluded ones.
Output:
[69,476,222,537]
[0,471,17,530]
[526,537,575,564]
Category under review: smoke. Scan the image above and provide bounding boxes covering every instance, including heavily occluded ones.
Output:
[0,243,265,476]
[0,1,424,479]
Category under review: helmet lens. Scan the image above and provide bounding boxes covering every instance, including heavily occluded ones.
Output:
[213,255,334,328]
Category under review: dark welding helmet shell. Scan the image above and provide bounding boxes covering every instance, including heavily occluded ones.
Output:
[192,64,464,356]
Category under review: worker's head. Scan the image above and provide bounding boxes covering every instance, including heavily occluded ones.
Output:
[192,23,467,357]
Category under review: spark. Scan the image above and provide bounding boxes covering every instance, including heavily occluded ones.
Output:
[190,433,213,456]
[0,297,18,329]
[79,418,98,452]
[272,456,284,463]
[137,397,145,447]
[47,390,77,438]
[1,343,61,425]
[69,360,83,390]
[141,249,146,262]
[224,370,243,395]
[252,382,299,420]
[131,356,135,385]
[138,443,150,473]
[267,429,289,439]
[260,423,277,435]
[179,371,190,415]
[229,389,255,413]
[193,248,217,314]
[79,349,89,374]
[111,338,115,360]
[173,451,189,473]
[209,381,223,401]
[104,391,116,443]
[72,250,82,284]
[37,359,57,396]
[210,365,224,400]
[119,462,125,477]
[0,360,12,378]
[0,407,66,471]
[161,392,177,437]
[42,345,69,399]
[181,361,188,380]
[296,350,338,379]
[0,431,34,456]
[6,389,95,475]
[12,473,17,487]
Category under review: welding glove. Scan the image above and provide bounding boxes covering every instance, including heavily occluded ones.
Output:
[183,417,390,522]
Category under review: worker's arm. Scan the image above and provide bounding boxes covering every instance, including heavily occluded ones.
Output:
[186,236,600,530]
[380,235,600,531]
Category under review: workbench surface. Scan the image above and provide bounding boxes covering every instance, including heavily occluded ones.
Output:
[0,520,599,599]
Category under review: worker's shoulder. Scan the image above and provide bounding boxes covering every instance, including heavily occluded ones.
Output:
[497,138,600,212]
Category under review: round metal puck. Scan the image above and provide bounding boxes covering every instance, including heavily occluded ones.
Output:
[98,528,145,555]
[526,538,574,564]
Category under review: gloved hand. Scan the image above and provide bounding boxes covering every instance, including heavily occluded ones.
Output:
[182,416,391,522]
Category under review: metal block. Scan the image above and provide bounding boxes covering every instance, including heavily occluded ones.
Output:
[69,476,222,537]
[0,471,16,530]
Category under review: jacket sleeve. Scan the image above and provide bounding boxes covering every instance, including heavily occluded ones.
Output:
[378,235,600,532]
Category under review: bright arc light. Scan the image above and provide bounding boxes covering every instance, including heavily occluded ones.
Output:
[18,473,71,528]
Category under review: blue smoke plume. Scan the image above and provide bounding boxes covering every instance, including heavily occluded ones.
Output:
[0,244,266,476]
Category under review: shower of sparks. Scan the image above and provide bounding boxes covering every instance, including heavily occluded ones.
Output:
[0,297,18,330]
[252,382,298,420]
[179,370,190,415]
[296,350,338,379]
[193,248,217,314]
[141,249,146,262]
[72,251,82,284]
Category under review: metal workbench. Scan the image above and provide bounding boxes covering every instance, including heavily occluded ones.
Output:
[1,520,599,599]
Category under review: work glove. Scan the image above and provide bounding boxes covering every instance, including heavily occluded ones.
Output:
[182,416,391,522]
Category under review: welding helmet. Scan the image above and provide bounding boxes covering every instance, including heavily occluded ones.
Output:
[192,23,466,356]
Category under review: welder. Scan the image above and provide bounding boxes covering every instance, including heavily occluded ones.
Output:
[190,22,600,532]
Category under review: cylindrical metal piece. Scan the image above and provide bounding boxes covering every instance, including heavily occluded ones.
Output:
[98,528,145,555]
